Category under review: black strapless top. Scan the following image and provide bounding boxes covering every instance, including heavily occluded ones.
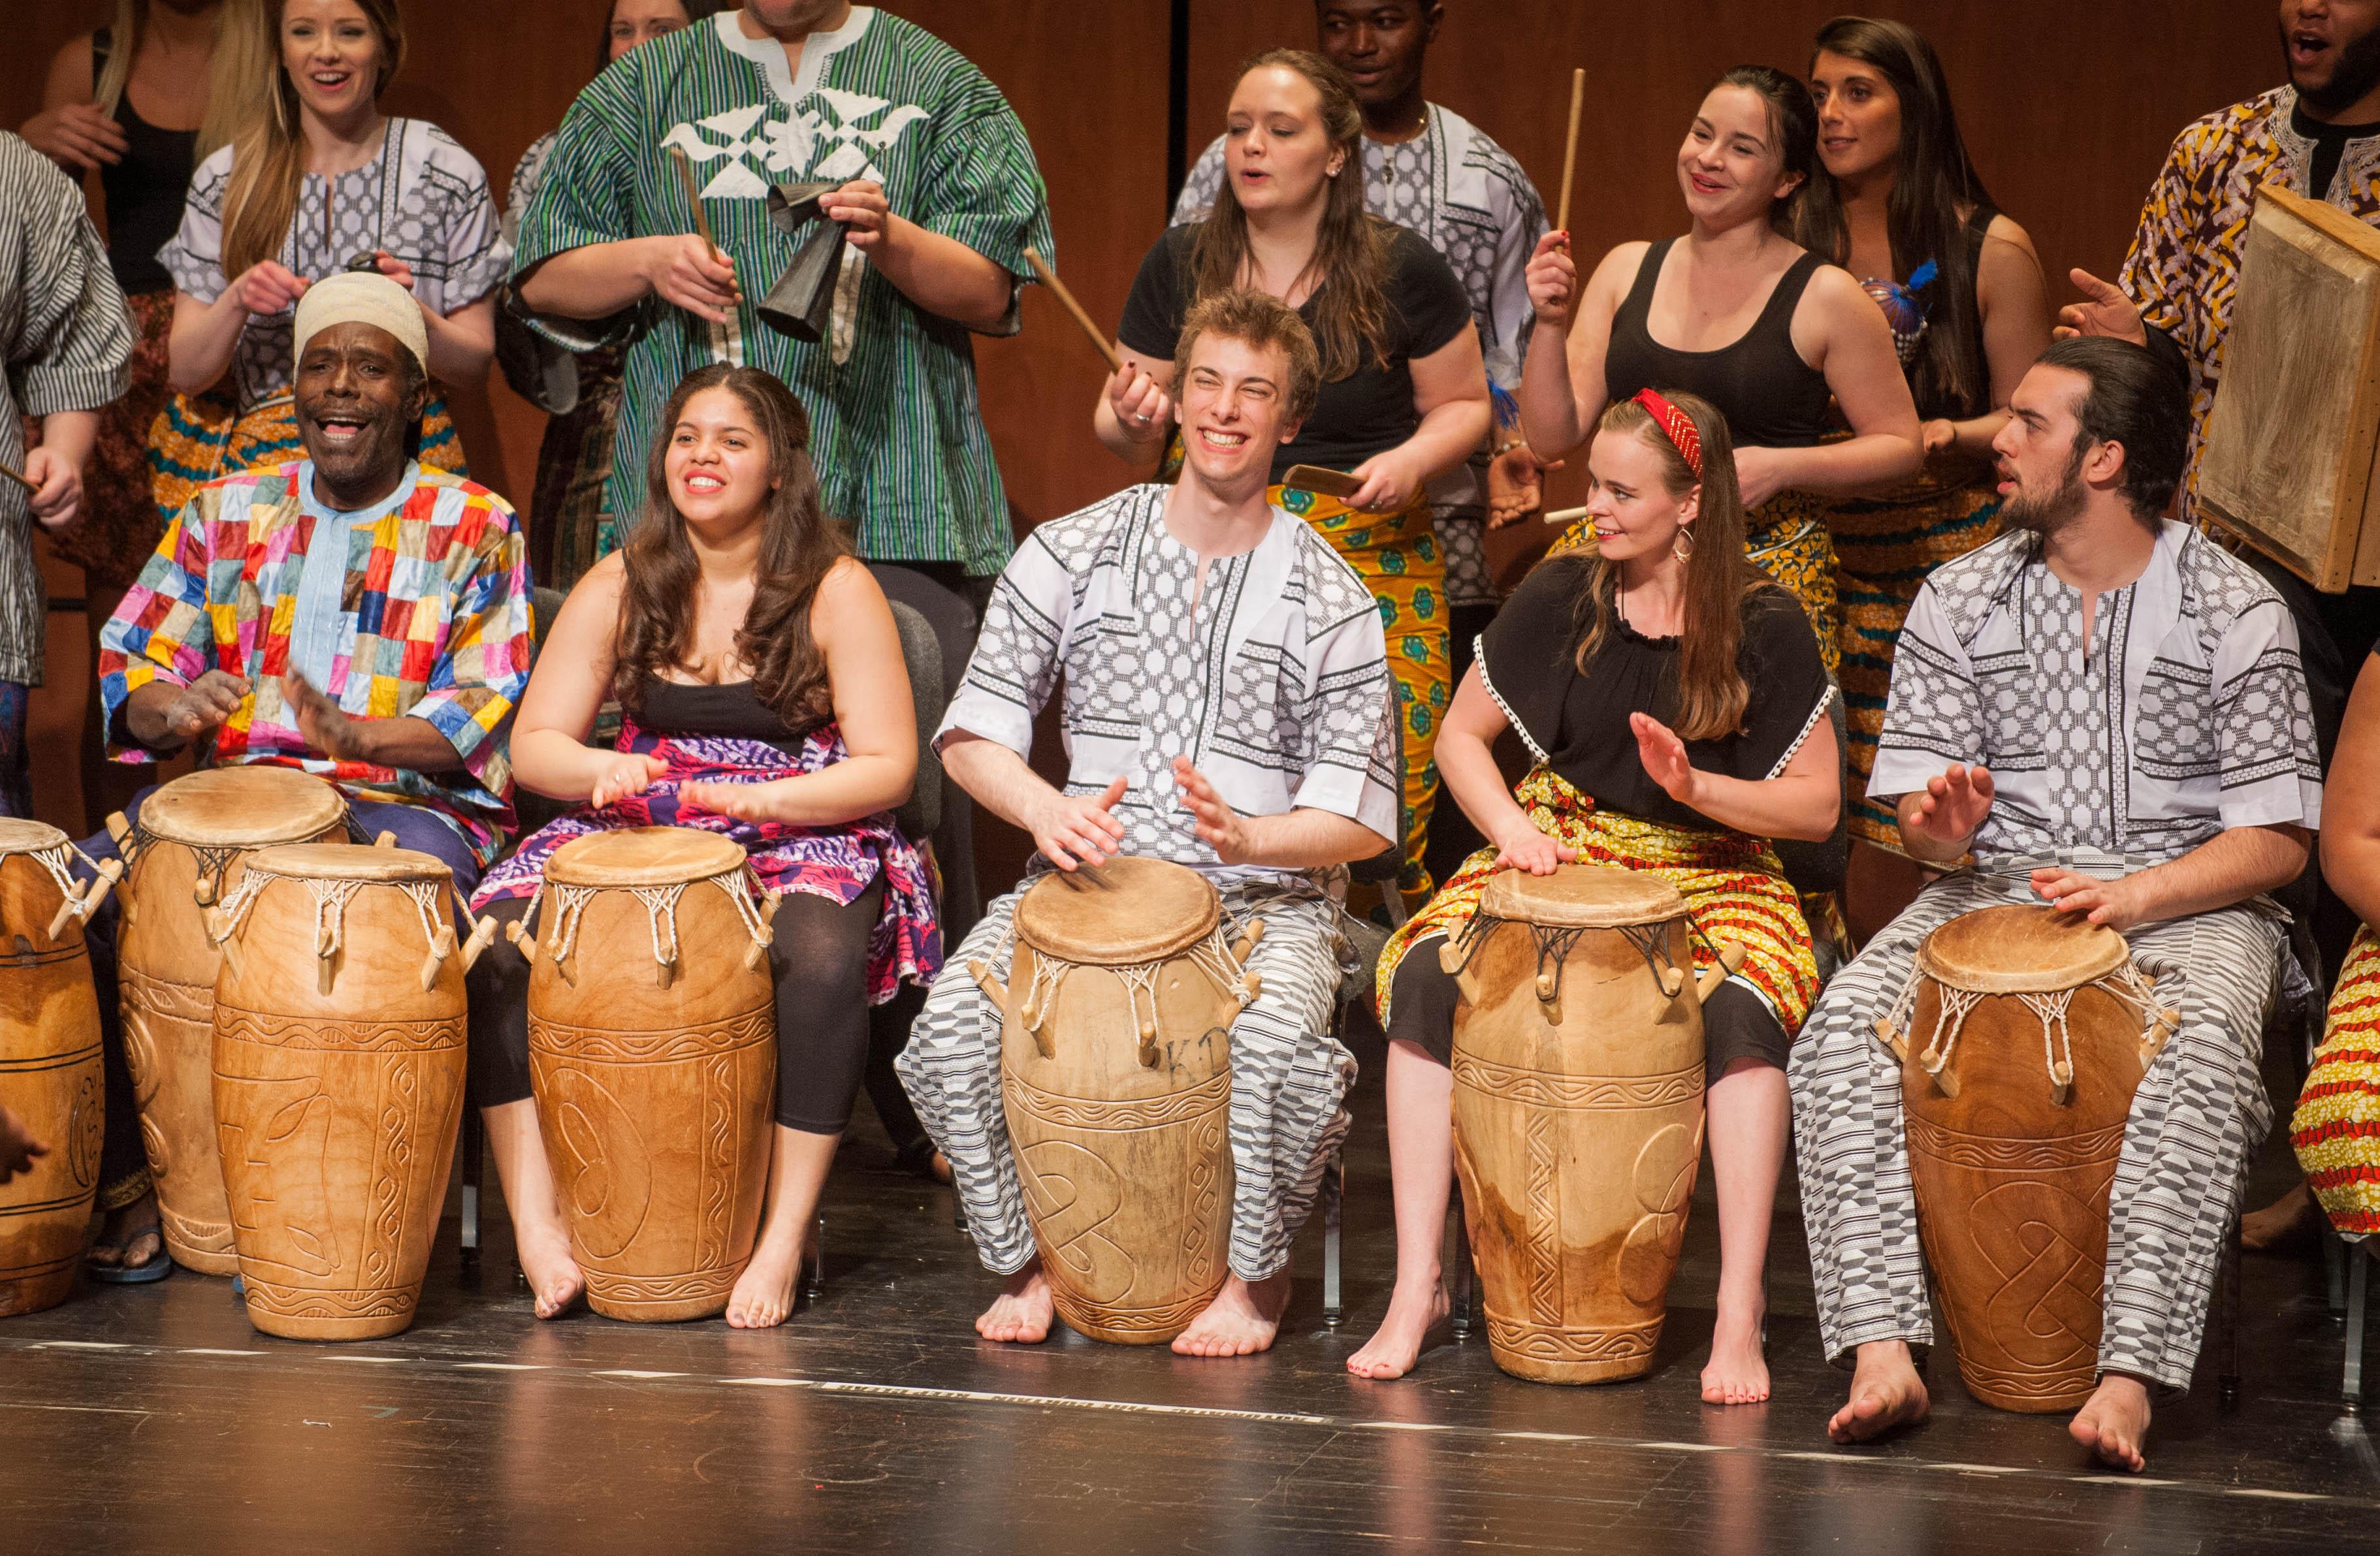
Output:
[91,27,197,296]
[637,676,822,754]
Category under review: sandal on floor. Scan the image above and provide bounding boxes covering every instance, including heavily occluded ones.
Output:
[86,1231,174,1286]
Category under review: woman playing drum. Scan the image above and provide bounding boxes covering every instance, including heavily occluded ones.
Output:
[467,364,940,1327]
[1100,48,1492,900]
[1349,389,1839,1402]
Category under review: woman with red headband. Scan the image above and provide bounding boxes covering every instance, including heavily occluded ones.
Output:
[1349,389,1839,1405]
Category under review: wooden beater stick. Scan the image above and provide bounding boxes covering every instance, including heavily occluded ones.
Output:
[1023,246,1124,373]
[1555,67,1586,237]
[0,459,34,495]
[667,146,725,266]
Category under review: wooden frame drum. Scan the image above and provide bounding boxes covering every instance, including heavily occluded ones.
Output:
[114,767,349,1275]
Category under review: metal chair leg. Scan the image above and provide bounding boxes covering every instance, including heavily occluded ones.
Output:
[458,1105,483,1273]
[1321,1147,1345,1329]
[2347,1245,2370,1410]
[805,1215,825,1301]
[2219,1216,2242,1414]
[1447,1185,1474,1341]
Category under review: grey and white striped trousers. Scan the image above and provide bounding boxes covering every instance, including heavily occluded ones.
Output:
[895,878,1356,1282]
[1789,854,2285,1393]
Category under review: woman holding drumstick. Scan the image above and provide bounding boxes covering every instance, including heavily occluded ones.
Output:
[1098,49,1490,900]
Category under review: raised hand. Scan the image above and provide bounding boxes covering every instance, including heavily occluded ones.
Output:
[1173,758,1249,863]
[1104,362,1174,443]
[1486,441,1556,529]
[1908,763,1994,848]
[590,752,669,809]
[2053,268,2147,347]
[371,251,417,291]
[1632,712,1702,808]
[1524,230,1581,334]
[646,234,739,323]
[231,260,311,317]
[1032,774,1128,871]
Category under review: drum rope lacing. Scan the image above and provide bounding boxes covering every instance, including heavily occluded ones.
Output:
[1446,896,1714,1003]
[215,867,447,957]
[1010,917,1259,1060]
[1882,958,2179,1092]
[526,869,768,968]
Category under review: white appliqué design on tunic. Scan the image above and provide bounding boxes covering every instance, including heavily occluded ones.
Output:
[662,91,928,198]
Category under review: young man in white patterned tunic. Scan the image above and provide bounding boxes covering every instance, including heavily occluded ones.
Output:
[1789,338,2323,1472]
[899,291,1399,1356]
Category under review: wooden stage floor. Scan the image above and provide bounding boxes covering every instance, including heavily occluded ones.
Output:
[3,1027,2377,1554]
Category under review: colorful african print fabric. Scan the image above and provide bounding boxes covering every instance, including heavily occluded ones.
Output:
[145,390,464,530]
[1375,767,1817,1034]
[513,8,1053,575]
[2294,927,2380,1235]
[2117,86,2380,524]
[99,460,532,864]
[1274,483,1447,898]
[472,721,940,1006]
[1824,462,2002,851]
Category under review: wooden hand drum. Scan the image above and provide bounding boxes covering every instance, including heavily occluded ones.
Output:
[1876,904,2178,1412]
[210,843,478,1339]
[1441,863,1736,1384]
[521,829,777,1322]
[115,767,349,1275]
[977,857,1261,1344]
[0,821,111,1316]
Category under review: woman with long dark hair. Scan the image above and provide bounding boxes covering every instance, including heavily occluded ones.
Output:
[1517,66,1922,686]
[1350,390,1838,1401]
[1101,48,1492,900]
[1798,16,2050,940]
[466,364,941,1327]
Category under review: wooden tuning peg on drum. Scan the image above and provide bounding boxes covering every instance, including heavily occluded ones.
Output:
[2049,1058,2075,1109]
[743,891,778,971]
[504,915,541,968]
[1873,1015,1908,1064]
[419,925,458,992]
[1692,940,1746,1003]
[374,830,397,848]
[968,957,1005,1008]
[459,914,499,974]
[46,858,123,940]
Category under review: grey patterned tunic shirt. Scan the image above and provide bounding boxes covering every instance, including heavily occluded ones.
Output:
[1869,523,2323,861]
[937,484,1401,888]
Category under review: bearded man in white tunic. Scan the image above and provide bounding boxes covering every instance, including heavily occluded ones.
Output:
[898,290,1399,1357]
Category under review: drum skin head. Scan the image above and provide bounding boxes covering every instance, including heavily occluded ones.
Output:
[1918,903,2129,994]
[140,767,346,846]
[0,817,70,857]
[1016,855,1219,966]
[244,841,449,884]
[544,826,747,887]
[1479,862,1686,929]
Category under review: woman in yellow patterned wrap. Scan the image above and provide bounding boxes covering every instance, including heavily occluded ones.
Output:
[1101,48,1491,899]
[1350,390,1838,1406]
[2295,654,2380,1235]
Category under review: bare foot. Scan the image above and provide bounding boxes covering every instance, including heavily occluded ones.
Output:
[1172,1273,1291,1358]
[976,1262,1054,1343]
[86,1192,165,1274]
[2240,1181,2322,1251]
[1346,1276,1448,1380]
[1701,1299,1770,1405]
[725,1229,802,1329]
[514,1220,584,1320]
[2068,1374,2153,1472]
[1826,1340,1930,1444]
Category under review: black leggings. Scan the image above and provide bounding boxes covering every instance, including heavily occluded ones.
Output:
[467,878,886,1135]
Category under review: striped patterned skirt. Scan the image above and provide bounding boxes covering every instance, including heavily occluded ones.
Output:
[2294,927,2380,1234]
[1375,767,1818,1034]
[147,390,464,524]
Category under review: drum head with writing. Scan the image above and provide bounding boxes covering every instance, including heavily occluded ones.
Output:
[1016,855,1219,966]
[1918,904,2129,994]
[1479,862,1686,929]
[244,841,450,885]
[0,817,71,857]
[543,826,747,888]
[140,766,347,847]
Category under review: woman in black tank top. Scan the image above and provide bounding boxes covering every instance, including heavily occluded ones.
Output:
[1517,67,1922,686]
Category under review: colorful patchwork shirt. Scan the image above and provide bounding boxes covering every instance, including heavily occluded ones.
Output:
[99,460,532,863]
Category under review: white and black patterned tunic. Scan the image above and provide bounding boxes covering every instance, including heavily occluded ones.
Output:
[160,118,508,411]
[937,483,1402,883]
[0,131,134,683]
[1868,522,2323,859]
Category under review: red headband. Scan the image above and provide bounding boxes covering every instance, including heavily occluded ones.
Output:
[1633,389,1703,478]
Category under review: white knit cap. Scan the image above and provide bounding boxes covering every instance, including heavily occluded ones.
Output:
[292,270,428,373]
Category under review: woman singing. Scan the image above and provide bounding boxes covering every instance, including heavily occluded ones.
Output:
[1349,391,1837,1405]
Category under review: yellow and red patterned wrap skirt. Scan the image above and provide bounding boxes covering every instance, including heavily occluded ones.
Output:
[1375,767,1819,1032]
[148,390,464,524]
[2294,927,2380,1234]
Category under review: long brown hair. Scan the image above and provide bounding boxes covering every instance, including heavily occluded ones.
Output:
[221,0,406,280]
[1569,391,1778,742]
[614,365,851,728]
[1189,48,1390,381]
[95,0,274,163]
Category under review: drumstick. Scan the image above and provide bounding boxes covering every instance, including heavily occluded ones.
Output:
[1555,67,1586,238]
[1283,465,1366,501]
[667,146,725,267]
[0,459,34,494]
[1543,503,1591,524]
[1023,246,1123,373]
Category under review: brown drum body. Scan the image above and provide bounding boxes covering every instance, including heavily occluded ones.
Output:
[528,829,775,1322]
[1901,905,2151,1412]
[118,767,347,1274]
[212,844,465,1340]
[1445,865,1711,1384]
[0,823,106,1316]
[994,857,1248,1344]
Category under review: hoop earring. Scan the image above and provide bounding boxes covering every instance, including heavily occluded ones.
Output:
[1673,526,1696,563]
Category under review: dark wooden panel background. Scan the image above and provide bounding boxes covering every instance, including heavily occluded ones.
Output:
[1,1,2279,846]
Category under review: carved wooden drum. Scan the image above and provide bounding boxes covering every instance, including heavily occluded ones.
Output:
[115,767,349,1275]
[521,829,777,1322]
[978,857,1260,1344]
[0,821,113,1316]
[210,842,480,1340]
[1442,864,1734,1384]
[1878,904,2178,1412]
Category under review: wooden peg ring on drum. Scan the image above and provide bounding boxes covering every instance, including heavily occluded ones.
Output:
[105,810,133,849]
[1658,965,1685,999]
[419,924,458,992]
[968,957,1006,1008]
[459,913,498,973]
[2050,1058,2075,1109]
[1692,938,1745,1002]
[654,953,677,991]
[1232,917,1266,963]
[1873,1015,1909,1062]
[503,915,543,967]
[192,870,217,906]
[1921,1053,1962,1099]
[374,831,397,849]
[1136,1019,1160,1068]
[741,934,768,972]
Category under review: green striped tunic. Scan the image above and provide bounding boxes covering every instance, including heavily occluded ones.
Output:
[513,7,1053,575]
